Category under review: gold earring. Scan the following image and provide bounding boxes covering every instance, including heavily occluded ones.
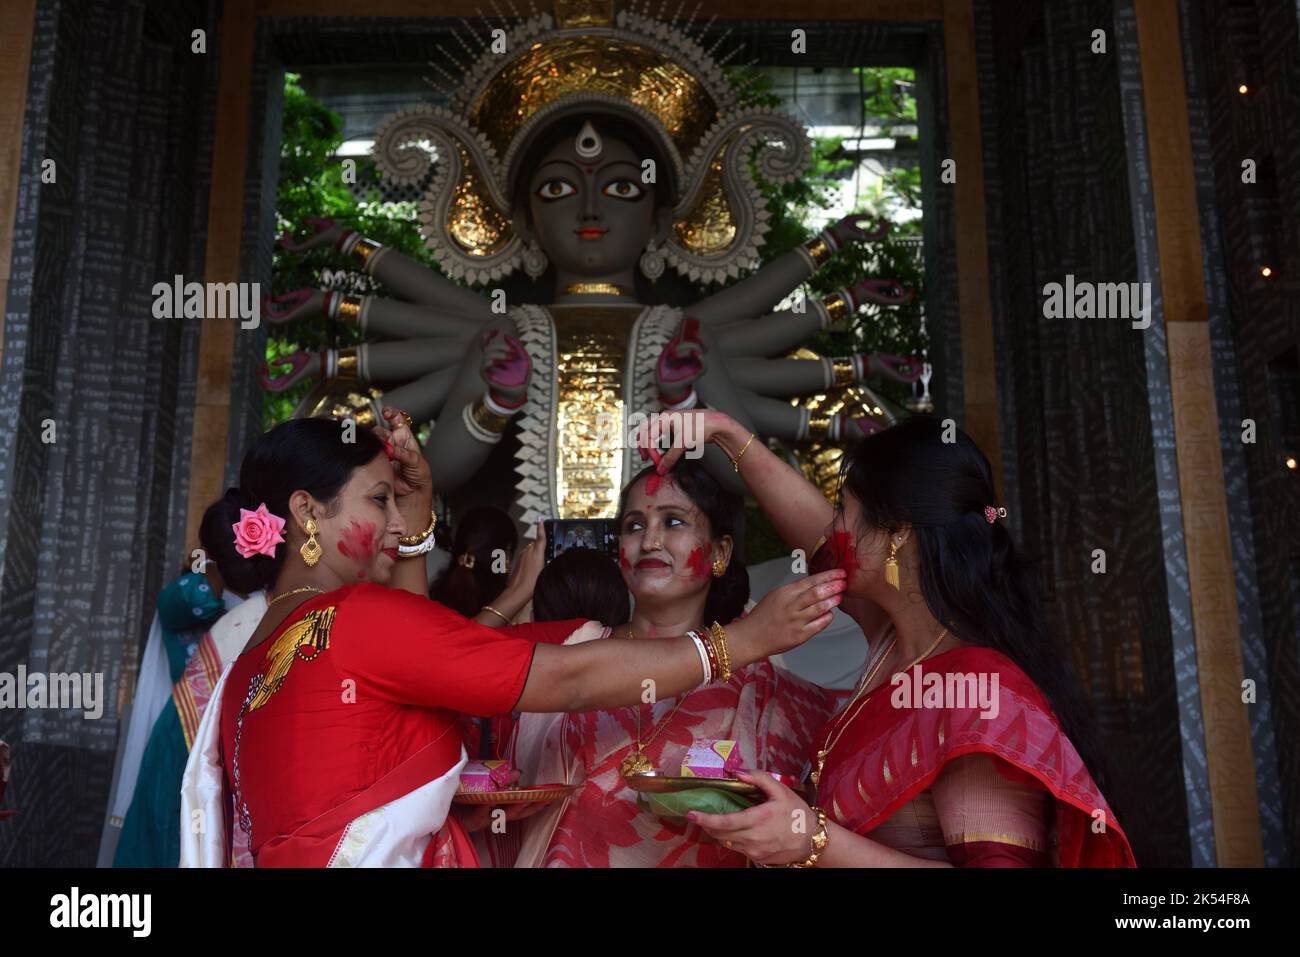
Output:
[712,559,727,578]
[884,540,900,590]
[300,518,321,567]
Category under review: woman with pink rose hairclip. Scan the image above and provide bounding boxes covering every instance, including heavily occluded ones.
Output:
[179,411,846,867]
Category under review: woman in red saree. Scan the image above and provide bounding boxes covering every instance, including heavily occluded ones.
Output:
[497,461,836,868]
[179,412,846,868]
[652,411,1135,868]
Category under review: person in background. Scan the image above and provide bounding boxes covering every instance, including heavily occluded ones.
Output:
[113,497,271,867]
[430,506,517,619]
[532,548,631,627]
[98,534,241,866]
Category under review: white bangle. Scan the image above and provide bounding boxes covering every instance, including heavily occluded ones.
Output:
[687,631,713,687]
[397,535,436,558]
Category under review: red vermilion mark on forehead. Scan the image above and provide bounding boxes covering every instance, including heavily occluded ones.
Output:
[584,166,594,174]
[619,546,631,571]
[337,520,378,562]
[644,473,663,497]
[809,530,857,585]
[685,546,712,580]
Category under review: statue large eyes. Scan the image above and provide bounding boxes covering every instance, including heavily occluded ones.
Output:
[536,179,577,200]
[602,179,644,200]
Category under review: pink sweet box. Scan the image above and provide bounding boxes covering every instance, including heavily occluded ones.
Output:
[457,759,514,793]
[679,739,743,779]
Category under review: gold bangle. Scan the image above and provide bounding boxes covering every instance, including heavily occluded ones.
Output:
[399,510,437,546]
[831,357,856,389]
[336,295,362,325]
[469,396,512,435]
[804,235,832,267]
[353,237,383,266]
[335,346,359,379]
[822,292,851,321]
[807,414,833,441]
[480,604,511,625]
[731,433,755,472]
[707,621,732,682]
[791,807,830,867]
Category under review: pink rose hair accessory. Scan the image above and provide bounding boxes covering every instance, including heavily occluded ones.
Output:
[984,505,1008,524]
[232,503,287,559]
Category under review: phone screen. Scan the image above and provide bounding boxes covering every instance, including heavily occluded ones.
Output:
[543,519,621,563]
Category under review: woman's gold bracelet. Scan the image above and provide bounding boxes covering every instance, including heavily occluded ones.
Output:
[731,433,755,472]
[706,621,732,682]
[399,510,437,546]
[480,604,511,625]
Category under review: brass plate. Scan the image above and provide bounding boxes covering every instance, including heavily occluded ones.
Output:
[452,784,576,805]
[622,772,761,797]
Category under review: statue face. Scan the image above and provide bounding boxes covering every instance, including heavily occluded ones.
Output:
[526,129,658,278]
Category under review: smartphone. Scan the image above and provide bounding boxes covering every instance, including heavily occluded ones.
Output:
[543,519,621,563]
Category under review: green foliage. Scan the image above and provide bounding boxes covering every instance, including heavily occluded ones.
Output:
[731,65,926,565]
[264,74,437,427]
[732,65,927,396]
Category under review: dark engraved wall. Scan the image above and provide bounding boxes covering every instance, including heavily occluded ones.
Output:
[975,0,1196,866]
[1197,0,1300,865]
[0,0,219,867]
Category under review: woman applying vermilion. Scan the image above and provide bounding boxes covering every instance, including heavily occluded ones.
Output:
[651,411,1135,868]
[179,411,845,868]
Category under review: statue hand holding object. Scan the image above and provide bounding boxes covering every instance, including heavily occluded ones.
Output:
[823,213,889,248]
[278,216,346,253]
[480,329,531,410]
[259,350,318,392]
[657,314,706,409]
[263,289,324,325]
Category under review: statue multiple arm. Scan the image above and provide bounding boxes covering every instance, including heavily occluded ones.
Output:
[263,211,920,506]
[651,216,921,477]
[263,217,531,491]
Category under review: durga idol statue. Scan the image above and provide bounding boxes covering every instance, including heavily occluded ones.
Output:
[260,0,920,526]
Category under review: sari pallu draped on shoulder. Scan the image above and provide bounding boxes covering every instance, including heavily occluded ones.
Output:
[816,646,1135,867]
[179,586,583,868]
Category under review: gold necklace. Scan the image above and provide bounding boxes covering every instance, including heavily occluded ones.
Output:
[563,281,630,297]
[620,624,690,777]
[266,586,325,607]
[810,627,949,789]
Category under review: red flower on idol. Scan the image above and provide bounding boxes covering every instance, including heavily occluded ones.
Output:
[231,503,287,559]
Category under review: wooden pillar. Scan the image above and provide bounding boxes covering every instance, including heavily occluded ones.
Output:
[942,0,1002,492]
[0,0,38,370]
[183,0,256,549]
[1135,0,1263,866]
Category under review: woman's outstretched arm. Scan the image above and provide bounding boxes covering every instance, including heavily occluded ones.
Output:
[654,410,833,557]
[516,570,846,713]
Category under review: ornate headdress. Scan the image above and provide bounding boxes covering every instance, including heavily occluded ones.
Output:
[372,0,812,285]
